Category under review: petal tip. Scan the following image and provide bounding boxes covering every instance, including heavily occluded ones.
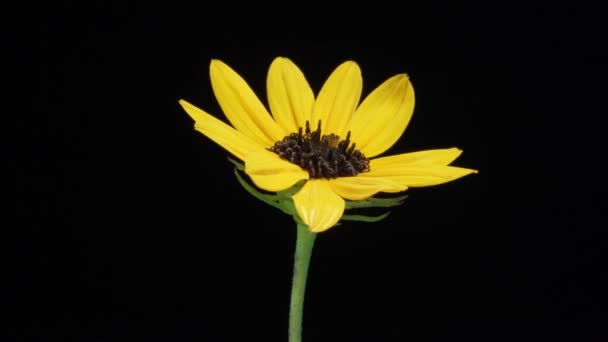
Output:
[179,99,201,120]
[458,167,479,177]
[345,61,362,74]
[178,99,190,107]
[334,60,361,76]
[270,56,287,68]
[390,74,409,88]
[395,73,409,81]
[209,59,226,72]
[443,148,464,163]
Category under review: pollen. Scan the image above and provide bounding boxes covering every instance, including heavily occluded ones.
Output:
[269,121,370,179]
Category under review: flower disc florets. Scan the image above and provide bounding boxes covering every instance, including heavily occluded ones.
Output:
[269,121,370,179]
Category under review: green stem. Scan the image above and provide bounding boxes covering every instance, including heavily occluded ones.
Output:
[289,223,317,342]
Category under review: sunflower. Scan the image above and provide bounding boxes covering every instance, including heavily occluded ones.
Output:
[180,57,477,233]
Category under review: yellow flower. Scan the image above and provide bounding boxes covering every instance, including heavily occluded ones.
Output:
[180,57,477,233]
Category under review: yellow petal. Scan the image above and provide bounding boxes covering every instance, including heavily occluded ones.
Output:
[179,99,264,160]
[267,57,314,133]
[311,61,362,137]
[360,149,478,187]
[348,74,415,158]
[329,176,407,201]
[371,148,464,168]
[364,166,477,187]
[244,150,309,192]
[292,179,345,233]
[210,60,286,147]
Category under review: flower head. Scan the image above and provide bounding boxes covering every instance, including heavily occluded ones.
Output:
[180,57,477,232]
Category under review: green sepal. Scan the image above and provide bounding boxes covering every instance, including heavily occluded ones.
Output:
[341,212,391,222]
[344,194,408,209]
[227,157,245,171]
[233,169,289,213]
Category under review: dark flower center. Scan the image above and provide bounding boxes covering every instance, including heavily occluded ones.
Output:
[269,121,370,179]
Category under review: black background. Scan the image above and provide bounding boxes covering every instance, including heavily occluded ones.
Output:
[7,3,608,342]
